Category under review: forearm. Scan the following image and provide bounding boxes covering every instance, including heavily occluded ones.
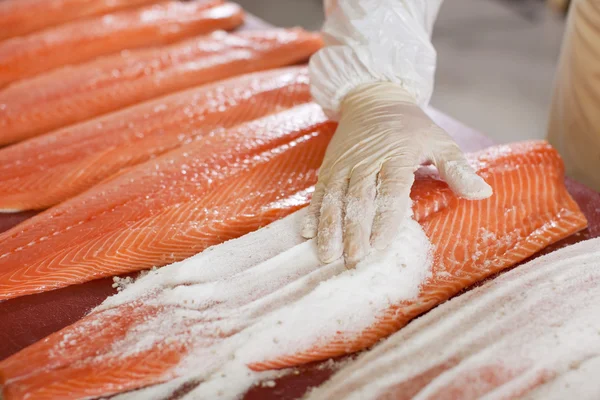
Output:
[311,0,444,120]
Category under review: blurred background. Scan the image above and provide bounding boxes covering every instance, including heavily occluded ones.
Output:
[236,0,568,144]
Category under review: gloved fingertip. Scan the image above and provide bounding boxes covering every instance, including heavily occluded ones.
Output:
[317,217,344,264]
[370,214,403,251]
[467,177,493,200]
[318,238,343,264]
[371,232,394,252]
[316,183,346,264]
[440,159,493,200]
[343,211,373,271]
[344,256,359,270]
[343,241,367,269]
[456,174,493,200]
[301,216,318,239]
[301,227,317,240]
[317,208,343,263]
[370,197,410,252]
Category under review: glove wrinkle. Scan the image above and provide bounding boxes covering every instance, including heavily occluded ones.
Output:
[305,82,492,265]
[307,0,487,266]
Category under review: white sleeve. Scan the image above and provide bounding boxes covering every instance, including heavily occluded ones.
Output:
[310,0,443,120]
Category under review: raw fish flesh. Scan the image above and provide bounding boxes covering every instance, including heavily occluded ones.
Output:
[0,102,336,300]
[0,1,243,88]
[308,237,600,400]
[0,67,312,211]
[0,0,161,41]
[0,141,587,400]
[0,29,322,144]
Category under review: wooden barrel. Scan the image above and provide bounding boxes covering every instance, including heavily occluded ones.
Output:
[547,0,600,191]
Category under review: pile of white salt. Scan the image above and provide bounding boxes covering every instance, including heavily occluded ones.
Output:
[93,208,433,399]
[307,237,600,400]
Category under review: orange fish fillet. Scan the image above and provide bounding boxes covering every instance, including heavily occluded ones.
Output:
[251,141,588,371]
[0,102,335,300]
[0,67,313,212]
[0,29,322,145]
[307,238,600,400]
[0,0,161,41]
[0,1,244,88]
[0,142,587,400]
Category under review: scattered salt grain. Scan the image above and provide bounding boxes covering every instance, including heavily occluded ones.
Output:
[306,238,600,400]
[111,276,133,291]
[90,208,432,400]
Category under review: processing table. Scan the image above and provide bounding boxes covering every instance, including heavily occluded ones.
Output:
[0,15,599,400]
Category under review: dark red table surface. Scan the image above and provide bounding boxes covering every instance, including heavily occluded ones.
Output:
[1,16,599,400]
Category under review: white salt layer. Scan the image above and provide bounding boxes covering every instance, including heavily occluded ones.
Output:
[306,237,600,400]
[100,208,432,400]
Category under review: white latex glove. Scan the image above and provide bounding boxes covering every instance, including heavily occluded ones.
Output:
[302,82,493,267]
[306,0,489,266]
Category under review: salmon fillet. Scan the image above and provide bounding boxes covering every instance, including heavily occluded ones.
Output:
[307,238,600,400]
[0,0,161,41]
[0,1,244,88]
[0,67,312,212]
[0,29,322,145]
[250,141,588,371]
[0,102,335,300]
[0,142,587,400]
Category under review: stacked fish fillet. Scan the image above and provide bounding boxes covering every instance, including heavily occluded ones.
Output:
[0,1,597,400]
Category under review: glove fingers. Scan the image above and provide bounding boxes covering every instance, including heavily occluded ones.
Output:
[371,157,417,251]
[317,169,349,264]
[302,181,326,239]
[343,165,378,268]
[434,143,493,200]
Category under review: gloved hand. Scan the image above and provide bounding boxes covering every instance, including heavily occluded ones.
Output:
[302,82,493,267]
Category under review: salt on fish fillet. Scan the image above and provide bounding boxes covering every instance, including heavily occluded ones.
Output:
[248,141,588,372]
[307,237,600,400]
[0,141,587,400]
[0,1,244,88]
[0,102,336,300]
[0,210,428,400]
[0,0,161,41]
[0,29,323,145]
[0,67,312,212]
